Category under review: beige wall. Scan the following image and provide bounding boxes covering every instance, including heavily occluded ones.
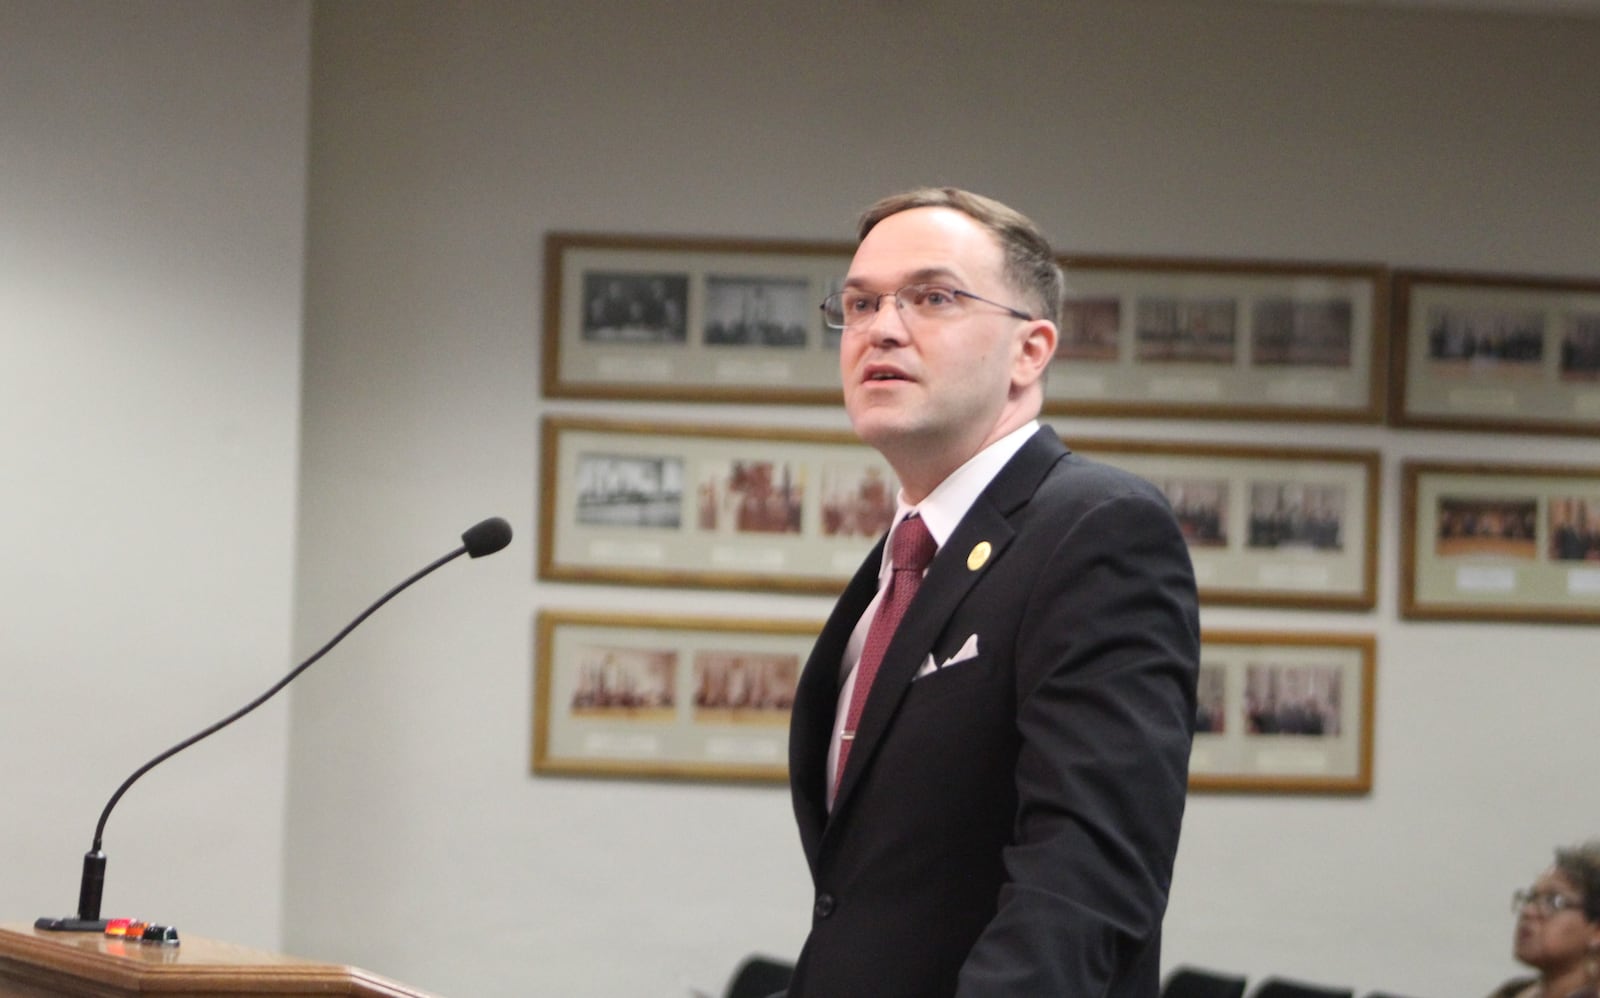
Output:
[6,2,1598,997]
[1,0,309,949]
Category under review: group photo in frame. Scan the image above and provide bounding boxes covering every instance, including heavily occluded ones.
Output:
[1046,254,1389,423]
[1189,630,1375,794]
[1401,460,1600,624]
[543,233,1392,426]
[533,612,1374,793]
[541,417,1380,608]
[532,610,816,782]
[543,232,851,404]
[1054,432,1380,611]
[1389,269,1600,436]
[539,416,896,594]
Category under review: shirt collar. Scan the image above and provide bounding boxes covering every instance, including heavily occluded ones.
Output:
[882,420,1039,561]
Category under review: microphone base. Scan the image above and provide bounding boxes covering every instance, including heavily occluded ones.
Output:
[35,917,179,944]
[34,917,108,932]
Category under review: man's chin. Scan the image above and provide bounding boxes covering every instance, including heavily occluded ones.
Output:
[848,410,917,447]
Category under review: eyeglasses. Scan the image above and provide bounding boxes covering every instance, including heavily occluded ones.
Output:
[820,283,1033,330]
[1511,889,1587,916]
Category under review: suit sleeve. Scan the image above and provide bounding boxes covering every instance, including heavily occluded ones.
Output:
[956,489,1200,996]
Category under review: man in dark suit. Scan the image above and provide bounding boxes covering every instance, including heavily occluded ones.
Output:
[785,188,1200,997]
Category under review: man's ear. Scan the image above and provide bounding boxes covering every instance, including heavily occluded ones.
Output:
[1013,319,1058,389]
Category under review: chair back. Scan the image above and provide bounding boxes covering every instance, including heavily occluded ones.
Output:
[723,954,794,998]
[1163,965,1249,998]
[1249,976,1355,998]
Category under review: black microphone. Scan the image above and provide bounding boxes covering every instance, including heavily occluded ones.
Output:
[36,516,513,935]
[461,515,513,558]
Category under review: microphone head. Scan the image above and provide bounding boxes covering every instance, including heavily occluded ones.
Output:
[461,517,513,558]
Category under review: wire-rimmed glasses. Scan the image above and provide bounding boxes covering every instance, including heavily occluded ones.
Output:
[1511,888,1587,917]
[820,283,1033,331]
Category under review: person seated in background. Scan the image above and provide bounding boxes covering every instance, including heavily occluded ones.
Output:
[1489,840,1600,998]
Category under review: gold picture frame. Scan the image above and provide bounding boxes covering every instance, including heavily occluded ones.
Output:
[1048,254,1389,423]
[538,416,894,595]
[542,233,1390,425]
[1401,459,1600,623]
[1057,433,1380,611]
[533,612,1377,794]
[1189,629,1376,795]
[540,416,1379,609]
[532,610,813,782]
[1389,269,1600,435]
[542,232,849,404]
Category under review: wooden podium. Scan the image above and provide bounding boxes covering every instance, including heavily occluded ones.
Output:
[0,923,440,997]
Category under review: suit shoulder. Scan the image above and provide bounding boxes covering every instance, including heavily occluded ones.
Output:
[983,429,1170,522]
[1046,450,1168,507]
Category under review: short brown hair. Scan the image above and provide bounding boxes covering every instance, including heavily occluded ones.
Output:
[856,187,1064,325]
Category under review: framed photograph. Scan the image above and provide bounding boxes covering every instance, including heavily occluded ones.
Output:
[539,416,897,594]
[542,416,1378,607]
[1189,630,1375,794]
[534,612,1375,792]
[543,232,851,403]
[1389,269,1600,435]
[1053,432,1380,610]
[1047,254,1389,423]
[533,610,816,782]
[1401,460,1600,623]
[544,235,1389,424]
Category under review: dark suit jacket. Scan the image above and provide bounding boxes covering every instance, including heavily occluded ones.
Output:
[786,427,1200,998]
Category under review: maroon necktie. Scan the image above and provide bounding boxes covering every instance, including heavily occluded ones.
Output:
[835,514,938,793]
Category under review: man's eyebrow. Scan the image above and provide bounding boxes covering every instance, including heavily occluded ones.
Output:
[842,267,962,290]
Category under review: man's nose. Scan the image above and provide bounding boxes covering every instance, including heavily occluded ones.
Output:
[863,294,909,343]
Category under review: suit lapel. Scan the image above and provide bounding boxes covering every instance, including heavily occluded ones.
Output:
[826,428,1070,823]
[791,542,883,864]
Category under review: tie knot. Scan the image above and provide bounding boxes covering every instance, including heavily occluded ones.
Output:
[891,515,937,573]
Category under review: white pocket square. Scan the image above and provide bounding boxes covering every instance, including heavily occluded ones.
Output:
[915,634,980,679]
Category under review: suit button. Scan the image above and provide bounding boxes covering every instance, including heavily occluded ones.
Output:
[814,893,836,919]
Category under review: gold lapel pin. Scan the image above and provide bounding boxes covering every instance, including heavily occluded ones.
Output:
[967,541,992,571]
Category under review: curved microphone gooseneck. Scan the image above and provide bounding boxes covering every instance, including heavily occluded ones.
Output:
[40,516,513,932]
